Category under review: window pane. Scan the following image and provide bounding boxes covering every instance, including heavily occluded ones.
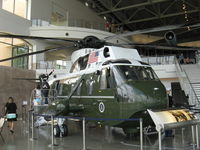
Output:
[0,38,12,67]
[13,38,24,45]
[12,45,29,69]
[2,0,14,13]
[14,0,27,18]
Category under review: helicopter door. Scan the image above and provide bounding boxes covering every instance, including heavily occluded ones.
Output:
[93,67,119,120]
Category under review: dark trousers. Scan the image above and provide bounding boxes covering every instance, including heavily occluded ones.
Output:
[42,90,49,104]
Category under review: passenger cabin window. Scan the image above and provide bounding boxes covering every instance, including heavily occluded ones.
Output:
[100,68,113,90]
[70,55,89,73]
[76,82,82,96]
[54,80,70,96]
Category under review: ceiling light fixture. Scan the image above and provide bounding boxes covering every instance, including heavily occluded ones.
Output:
[85,2,89,7]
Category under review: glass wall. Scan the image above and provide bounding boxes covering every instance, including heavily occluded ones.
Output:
[2,0,29,19]
[12,46,29,69]
[0,37,31,69]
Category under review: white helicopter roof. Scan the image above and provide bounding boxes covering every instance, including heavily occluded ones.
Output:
[49,46,147,84]
[71,46,142,64]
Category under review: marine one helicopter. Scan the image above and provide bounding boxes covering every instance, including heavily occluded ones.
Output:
[0,22,200,136]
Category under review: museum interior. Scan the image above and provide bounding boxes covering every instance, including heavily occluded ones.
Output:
[1,0,200,150]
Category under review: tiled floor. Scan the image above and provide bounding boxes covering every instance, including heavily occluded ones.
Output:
[0,119,198,150]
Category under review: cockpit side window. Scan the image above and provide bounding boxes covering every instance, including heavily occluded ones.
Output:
[70,60,80,73]
[70,55,89,73]
[145,67,159,80]
[113,65,159,81]
[79,55,89,70]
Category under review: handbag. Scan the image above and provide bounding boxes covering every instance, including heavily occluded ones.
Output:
[7,113,17,119]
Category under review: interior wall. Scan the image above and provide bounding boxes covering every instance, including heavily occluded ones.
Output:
[0,8,31,35]
[0,66,36,117]
[0,0,2,8]
[0,44,12,66]
[31,0,105,26]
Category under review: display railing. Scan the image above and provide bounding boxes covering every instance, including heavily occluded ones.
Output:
[30,89,57,109]
[27,110,200,150]
[29,112,143,150]
[141,55,175,65]
[31,18,106,31]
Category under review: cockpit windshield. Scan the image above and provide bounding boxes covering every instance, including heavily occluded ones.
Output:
[112,65,159,82]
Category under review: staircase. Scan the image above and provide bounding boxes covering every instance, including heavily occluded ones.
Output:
[176,64,200,115]
[181,64,200,102]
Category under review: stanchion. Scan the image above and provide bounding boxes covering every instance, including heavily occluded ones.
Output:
[82,117,86,150]
[26,110,30,134]
[48,115,58,147]
[192,125,195,148]
[140,118,143,150]
[158,129,162,150]
[181,128,185,146]
[196,125,199,149]
[30,112,37,141]
[191,125,195,148]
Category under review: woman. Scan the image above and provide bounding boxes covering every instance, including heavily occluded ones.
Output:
[33,84,42,105]
[5,97,17,133]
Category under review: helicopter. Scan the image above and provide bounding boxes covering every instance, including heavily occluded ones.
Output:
[0,22,200,136]
[45,44,168,135]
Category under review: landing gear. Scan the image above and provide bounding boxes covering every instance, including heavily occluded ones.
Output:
[53,118,68,137]
[123,128,140,140]
[54,125,60,137]
[53,124,68,137]
[61,124,68,137]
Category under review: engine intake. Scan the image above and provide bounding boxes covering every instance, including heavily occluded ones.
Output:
[164,31,177,46]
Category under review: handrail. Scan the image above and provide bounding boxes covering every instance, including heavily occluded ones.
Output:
[174,56,183,72]
[29,89,57,108]
[190,82,200,84]
[174,57,200,105]
[184,70,200,104]
[142,55,175,65]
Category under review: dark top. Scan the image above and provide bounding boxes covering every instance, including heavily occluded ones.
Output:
[5,102,17,114]
[42,81,50,89]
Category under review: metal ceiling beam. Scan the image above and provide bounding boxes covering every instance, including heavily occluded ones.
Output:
[95,0,133,30]
[98,0,170,15]
[116,9,200,26]
[113,0,123,9]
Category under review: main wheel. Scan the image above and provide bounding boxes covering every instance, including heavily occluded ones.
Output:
[61,124,68,137]
[54,125,60,137]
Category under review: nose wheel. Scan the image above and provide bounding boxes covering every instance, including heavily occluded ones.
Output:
[53,125,60,137]
[53,124,68,137]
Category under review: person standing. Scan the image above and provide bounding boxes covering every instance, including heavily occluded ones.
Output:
[179,53,184,64]
[42,79,50,104]
[5,97,17,133]
[33,84,42,105]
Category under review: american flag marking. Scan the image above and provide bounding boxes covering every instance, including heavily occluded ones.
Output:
[88,51,99,64]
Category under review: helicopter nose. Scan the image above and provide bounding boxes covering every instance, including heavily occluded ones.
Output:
[45,109,57,116]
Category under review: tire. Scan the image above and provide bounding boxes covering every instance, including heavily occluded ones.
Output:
[62,124,68,137]
[54,125,60,137]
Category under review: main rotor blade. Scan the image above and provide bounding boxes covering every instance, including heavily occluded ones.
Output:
[105,22,200,40]
[127,44,200,51]
[0,45,76,62]
[0,34,76,43]
[13,78,40,80]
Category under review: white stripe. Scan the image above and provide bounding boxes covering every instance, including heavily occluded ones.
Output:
[57,96,114,99]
